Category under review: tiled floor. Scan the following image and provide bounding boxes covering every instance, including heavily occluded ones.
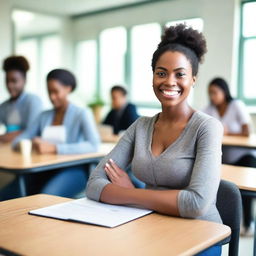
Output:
[222,236,253,255]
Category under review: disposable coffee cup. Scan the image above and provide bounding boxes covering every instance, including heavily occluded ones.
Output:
[20,139,32,157]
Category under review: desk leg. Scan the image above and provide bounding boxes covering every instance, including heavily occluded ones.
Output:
[17,175,26,197]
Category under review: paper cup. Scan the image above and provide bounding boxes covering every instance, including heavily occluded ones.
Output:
[20,139,32,157]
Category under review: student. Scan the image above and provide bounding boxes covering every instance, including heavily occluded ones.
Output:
[0,56,42,143]
[86,24,223,255]
[204,77,255,235]
[103,85,139,135]
[0,69,100,200]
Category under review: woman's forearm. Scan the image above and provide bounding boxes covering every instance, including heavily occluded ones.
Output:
[100,183,180,216]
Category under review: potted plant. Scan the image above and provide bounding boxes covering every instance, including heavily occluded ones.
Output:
[88,97,105,124]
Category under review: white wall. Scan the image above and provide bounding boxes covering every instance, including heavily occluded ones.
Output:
[0,1,12,102]
[72,0,239,110]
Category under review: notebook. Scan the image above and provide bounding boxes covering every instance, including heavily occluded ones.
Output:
[29,197,152,228]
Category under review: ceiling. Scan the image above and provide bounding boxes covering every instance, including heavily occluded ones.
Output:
[11,0,152,16]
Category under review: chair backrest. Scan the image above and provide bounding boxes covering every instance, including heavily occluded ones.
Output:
[216,180,242,256]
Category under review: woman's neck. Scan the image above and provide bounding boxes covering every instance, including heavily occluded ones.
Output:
[160,101,194,123]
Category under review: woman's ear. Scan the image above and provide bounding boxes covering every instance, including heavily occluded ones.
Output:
[192,76,197,87]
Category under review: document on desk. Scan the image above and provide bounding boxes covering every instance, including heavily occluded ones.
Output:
[29,197,152,228]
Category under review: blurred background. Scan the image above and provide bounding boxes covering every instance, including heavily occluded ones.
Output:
[0,0,254,126]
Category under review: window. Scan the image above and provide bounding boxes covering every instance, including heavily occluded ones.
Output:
[16,39,39,94]
[16,34,61,107]
[99,27,127,103]
[74,40,97,105]
[166,18,204,32]
[239,1,256,104]
[130,23,161,105]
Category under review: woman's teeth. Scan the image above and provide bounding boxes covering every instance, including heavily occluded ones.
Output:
[161,90,181,96]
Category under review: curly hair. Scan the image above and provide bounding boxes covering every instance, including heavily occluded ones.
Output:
[3,56,30,77]
[152,23,207,76]
[47,69,77,92]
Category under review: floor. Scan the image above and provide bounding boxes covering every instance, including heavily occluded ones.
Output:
[222,236,253,255]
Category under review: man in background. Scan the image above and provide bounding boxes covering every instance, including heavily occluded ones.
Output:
[103,85,139,135]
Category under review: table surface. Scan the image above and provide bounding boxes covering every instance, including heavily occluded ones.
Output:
[221,164,256,192]
[222,134,256,148]
[0,194,231,256]
[0,143,115,171]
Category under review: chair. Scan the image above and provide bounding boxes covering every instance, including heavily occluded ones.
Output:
[216,180,242,256]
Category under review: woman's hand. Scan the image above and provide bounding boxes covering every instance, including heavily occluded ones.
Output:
[104,159,135,189]
[32,137,56,154]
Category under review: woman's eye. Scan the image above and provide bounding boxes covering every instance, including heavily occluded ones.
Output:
[177,72,186,78]
[156,72,166,78]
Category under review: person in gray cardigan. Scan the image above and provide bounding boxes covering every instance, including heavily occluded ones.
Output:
[86,24,223,256]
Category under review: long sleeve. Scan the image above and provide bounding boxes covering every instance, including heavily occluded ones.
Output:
[56,108,100,154]
[12,114,42,149]
[178,117,223,218]
[25,95,43,129]
[86,119,138,201]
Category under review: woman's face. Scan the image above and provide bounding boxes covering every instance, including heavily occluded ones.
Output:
[153,51,196,108]
[208,84,226,106]
[47,79,71,109]
[6,70,26,99]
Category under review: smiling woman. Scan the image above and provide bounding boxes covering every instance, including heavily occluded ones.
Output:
[86,24,223,255]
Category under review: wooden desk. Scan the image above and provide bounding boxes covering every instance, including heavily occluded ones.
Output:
[221,164,256,192]
[0,143,115,196]
[0,194,231,256]
[222,134,256,149]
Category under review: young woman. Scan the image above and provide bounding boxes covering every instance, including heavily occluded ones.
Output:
[204,77,255,235]
[86,24,223,255]
[0,56,42,143]
[0,69,100,200]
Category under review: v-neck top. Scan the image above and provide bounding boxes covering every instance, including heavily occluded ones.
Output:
[86,111,223,223]
[12,103,100,154]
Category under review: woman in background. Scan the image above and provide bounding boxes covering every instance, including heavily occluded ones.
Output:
[0,69,100,200]
[204,77,256,235]
[0,56,42,143]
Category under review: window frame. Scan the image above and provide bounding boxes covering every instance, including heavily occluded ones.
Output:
[238,0,256,106]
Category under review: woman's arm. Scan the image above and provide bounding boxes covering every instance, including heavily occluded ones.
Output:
[56,108,100,154]
[0,131,22,143]
[224,124,249,137]
[98,117,223,219]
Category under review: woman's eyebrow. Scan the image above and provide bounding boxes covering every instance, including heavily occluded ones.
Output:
[156,67,187,71]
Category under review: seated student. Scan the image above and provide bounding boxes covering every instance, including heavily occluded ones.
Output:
[103,86,139,135]
[86,24,223,256]
[0,69,100,201]
[0,56,42,143]
[204,77,256,235]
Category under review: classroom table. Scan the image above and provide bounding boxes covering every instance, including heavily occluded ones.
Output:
[0,143,115,196]
[222,134,256,149]
[0,194,231,256]
[221,164,256,255]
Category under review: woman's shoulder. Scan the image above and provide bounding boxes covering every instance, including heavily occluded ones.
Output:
[229,99,246,109]
[192,111,223,133]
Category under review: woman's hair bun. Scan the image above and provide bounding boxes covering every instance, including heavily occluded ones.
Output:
[158,23,207,63]
[3,56,30,73]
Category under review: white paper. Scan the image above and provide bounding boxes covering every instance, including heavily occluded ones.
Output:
[29,197,152,228]
[41,125,66,144]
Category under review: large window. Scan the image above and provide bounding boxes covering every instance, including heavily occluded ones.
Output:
[16,34,61,107]
[75,40,97,105]
[75,18,203,112]
[239,1,256,104]
[99,26,127,103]
[130,23,161,105]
